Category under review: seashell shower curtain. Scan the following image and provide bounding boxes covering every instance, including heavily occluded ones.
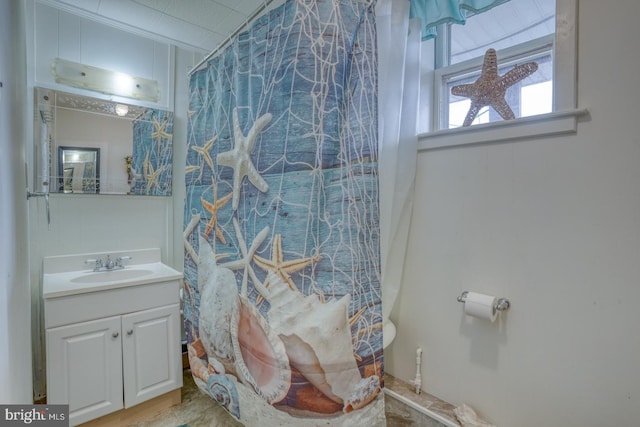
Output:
[183,0,385,425]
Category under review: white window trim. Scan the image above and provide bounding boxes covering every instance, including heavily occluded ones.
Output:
[418,0,584,151]
[418,107,588,151]
[434,34,555,129]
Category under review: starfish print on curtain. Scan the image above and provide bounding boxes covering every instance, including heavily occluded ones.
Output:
[143,153,164,194]
[130,108,173,196]
[219,218,270,298]
[451,48,538,126]
[216,109,271,211]
[254,234,322,292]
[151,116,171,152]
[191,134,217,180]
[201,187,232,243]
[184,0,384,423]
[183,213,200,264]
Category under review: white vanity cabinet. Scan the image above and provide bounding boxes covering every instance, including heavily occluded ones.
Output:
[43,250,183,427]
[46,315,124,423]
[121,304,181,408]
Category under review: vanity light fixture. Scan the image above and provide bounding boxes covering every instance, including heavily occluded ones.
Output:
[52,58,160,102]
[115,104,129,117]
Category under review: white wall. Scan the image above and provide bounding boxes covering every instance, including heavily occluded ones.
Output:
[33,3,173,110]
[171,48,204,268]
[385,1,640,426]
[0,0,33,403]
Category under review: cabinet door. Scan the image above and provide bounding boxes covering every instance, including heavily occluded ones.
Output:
[46,316,123,426]
[122,303,182,408]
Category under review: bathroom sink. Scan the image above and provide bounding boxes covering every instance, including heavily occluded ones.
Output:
[70,268,154,284]
[43,249,183,298]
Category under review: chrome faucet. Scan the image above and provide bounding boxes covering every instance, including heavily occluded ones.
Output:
[85,255,132,272]
[104,255,115,270]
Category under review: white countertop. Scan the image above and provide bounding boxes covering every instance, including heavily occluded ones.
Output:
[43,249,183,299]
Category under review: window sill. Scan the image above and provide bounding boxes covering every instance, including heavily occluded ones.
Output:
[417,108,589,152]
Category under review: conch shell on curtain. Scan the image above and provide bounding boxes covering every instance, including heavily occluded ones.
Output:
[196,236,381,412]
[183,0,385,425]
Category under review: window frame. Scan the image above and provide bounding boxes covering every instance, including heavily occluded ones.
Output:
[436,34,555,129]
[418,0,586,151]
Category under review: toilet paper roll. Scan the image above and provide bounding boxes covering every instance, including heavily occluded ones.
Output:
[464,292,497,322]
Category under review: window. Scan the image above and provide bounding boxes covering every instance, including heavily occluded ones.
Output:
[441,38,554,128]
[419,0,582,150]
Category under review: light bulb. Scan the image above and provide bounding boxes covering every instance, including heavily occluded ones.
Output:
[115,104,129,116]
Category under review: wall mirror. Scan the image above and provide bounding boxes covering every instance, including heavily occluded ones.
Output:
[34,87,173,196]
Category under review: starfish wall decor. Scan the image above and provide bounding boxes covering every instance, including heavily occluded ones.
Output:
[451,48,538,127]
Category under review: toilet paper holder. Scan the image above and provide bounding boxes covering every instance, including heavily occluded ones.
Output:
[457,291,511,312]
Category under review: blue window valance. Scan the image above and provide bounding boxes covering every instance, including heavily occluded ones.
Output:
[409,0,510,40]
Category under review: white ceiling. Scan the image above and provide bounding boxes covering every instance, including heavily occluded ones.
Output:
[42,0,281,53]
[42,0,555,61]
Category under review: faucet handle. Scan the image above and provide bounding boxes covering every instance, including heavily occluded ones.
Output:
[85,258,102,271]
[115,255,132,268]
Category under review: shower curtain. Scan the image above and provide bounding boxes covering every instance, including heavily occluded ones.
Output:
[376,0,420,326]
[183,0,385,425]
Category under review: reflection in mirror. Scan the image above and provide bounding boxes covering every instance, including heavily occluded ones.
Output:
[57,146,100,193]
[34,87,173,196]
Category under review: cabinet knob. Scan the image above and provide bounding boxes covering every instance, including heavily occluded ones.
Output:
[112,332,119,338]
[127,329,133,336]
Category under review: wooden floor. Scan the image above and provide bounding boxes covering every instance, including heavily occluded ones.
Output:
[79,390,181,427]
[74,369,456,427]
